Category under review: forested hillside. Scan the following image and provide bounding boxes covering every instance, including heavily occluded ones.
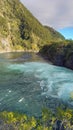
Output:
[0,0,64,52]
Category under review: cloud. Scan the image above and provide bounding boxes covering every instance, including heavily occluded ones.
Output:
[20,0,73,29]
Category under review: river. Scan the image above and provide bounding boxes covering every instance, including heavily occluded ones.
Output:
[0,52,73,116]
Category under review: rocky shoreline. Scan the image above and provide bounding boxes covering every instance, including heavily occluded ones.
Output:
[39,41,73,70]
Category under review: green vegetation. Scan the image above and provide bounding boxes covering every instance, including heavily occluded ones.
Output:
[0,107,73,130]
[0,0,64,52]
[40,40,73,70]
[44,26,64,41]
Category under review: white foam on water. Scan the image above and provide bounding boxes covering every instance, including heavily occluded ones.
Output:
[4,90,12,97]
[8,62,73,104]
[18,98,24,103]
[9,90,12,93]
[40,80,45,90]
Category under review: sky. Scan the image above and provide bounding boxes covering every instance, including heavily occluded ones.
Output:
[59,27,73,39]
[20,0,73,39]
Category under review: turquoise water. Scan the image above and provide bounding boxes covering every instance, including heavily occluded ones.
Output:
[0,52,73,116]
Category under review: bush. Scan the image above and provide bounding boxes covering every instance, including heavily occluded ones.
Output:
[0,107,73,130]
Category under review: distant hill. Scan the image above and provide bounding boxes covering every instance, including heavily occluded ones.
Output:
[0,0,65,52]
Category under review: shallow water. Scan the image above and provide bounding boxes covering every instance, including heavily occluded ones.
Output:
[0,52,73,116]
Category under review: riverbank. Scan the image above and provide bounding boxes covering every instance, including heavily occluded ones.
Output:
[0,48,73,71]
[0,49,39,54]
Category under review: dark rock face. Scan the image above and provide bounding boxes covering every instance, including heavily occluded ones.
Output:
[54,54,64,66]
[65,53,73,70]
[41,52,73,70]
[39,41,73,70]
[54,53,73,70]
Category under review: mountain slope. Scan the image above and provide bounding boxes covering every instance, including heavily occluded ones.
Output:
[45,26,65,41]
[0,0,65,52]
